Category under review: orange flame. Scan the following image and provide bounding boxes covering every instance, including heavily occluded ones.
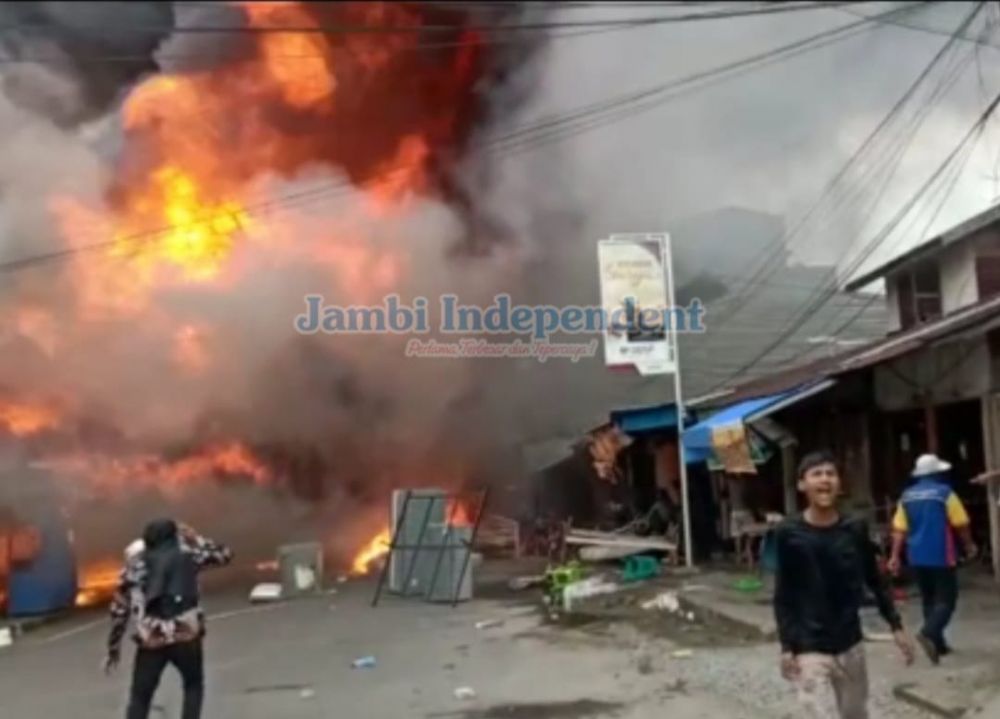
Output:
[351,527,391,576]
[109,166,249,282]
[39,441,274,499]
[0,399,61,437]
[447,499,474,528]
[76,558,122,608]
[245,2,336,109]
[48,0,486,319]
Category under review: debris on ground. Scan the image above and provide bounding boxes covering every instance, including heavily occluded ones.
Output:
[0,627,12,649]
[671,649,694,659]
[438,699,624,718]
[641,591,680,613]
[622,555,661,583]
[564,528,677,555]
[544,562,586,608]
[299,688,316,700]
[248,583,283,603]
[351,656,377,669]
[337,575,349,584]
[474,619,504,630]
[579,545,641,562]
[733,577,763,593]
[454,686,477,700]
[562,576,621,611]
[508,575,544,591]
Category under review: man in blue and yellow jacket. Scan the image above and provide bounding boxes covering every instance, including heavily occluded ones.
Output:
[889,453,978,664]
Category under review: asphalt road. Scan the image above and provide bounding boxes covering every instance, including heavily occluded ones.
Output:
[0,578,776,719]
[0,575,950,719]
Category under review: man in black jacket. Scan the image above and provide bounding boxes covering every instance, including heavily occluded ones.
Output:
[104,519,232,719]
[774,451,914,718]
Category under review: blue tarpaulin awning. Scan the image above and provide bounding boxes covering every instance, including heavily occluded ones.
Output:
[682,380,835,463]
[610,403,690,435]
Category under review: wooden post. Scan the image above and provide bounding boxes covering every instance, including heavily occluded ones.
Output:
[782,444,798,516]
[989,478,1000,583]
[924,403,939,454]
[981,395,1000,583]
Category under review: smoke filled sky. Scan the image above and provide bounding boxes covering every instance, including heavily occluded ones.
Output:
[490,1,1000,276]
[0,1,998,529]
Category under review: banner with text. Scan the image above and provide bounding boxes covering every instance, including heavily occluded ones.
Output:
[597,234,676,375]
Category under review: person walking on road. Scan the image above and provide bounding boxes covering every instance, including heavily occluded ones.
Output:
[104,519,232,719]
[888,453,978,664]
[774,450,914,719]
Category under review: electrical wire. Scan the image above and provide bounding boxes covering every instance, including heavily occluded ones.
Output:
[716,74,1000,389]
[683,4,984,382]
[0,2,919,275]
[0,2,873,36]
[793,11,998,348]
[480,3,933,156]
[691,1,984,338]
[837,1,1000,49]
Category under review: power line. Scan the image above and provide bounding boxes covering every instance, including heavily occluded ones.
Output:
[837,1,1000,49]
[820,110,987,342]
[485,2,931,154]
[0,4,763,65]
[0,3,915,276]
[796,12,995,344]
[693,1,983,339]
[698,2,991,388]
[718,63,1000,388]
[0,2,872,36]
[684,4,984,383]
[0,22,656,65]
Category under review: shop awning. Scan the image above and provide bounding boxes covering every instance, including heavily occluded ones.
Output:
[682,380,835,463]
[610,403,681,434]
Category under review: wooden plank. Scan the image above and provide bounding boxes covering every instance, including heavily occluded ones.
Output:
[579,546,643,562]
[565,533,677,552]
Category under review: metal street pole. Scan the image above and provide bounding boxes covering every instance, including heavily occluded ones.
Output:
[662,234,694,569]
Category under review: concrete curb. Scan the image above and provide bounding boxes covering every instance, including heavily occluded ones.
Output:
[2,612,72,639]
[892,683,967,718]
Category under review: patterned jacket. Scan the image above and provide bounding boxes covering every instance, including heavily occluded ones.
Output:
[107,532,232,657]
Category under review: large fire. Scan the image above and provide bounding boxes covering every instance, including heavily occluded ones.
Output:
[35,441,274,499]
[0,0,520,596]
[48,0,490,319]
[75,558,123,608]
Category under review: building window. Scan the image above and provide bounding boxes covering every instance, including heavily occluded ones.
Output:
[895,261,941,329]
[976,254,1000,299]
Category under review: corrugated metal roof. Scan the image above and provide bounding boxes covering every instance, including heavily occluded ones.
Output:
[844,202,1000,291]
[701,293,1000,408]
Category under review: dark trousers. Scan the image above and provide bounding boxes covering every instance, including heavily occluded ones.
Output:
[915,567,958,653]
[126,640,204,719]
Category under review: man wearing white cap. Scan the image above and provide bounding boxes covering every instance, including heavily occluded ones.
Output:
[888,453,978,664]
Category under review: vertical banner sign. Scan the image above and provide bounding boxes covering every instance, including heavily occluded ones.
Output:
[597,234,676,376]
